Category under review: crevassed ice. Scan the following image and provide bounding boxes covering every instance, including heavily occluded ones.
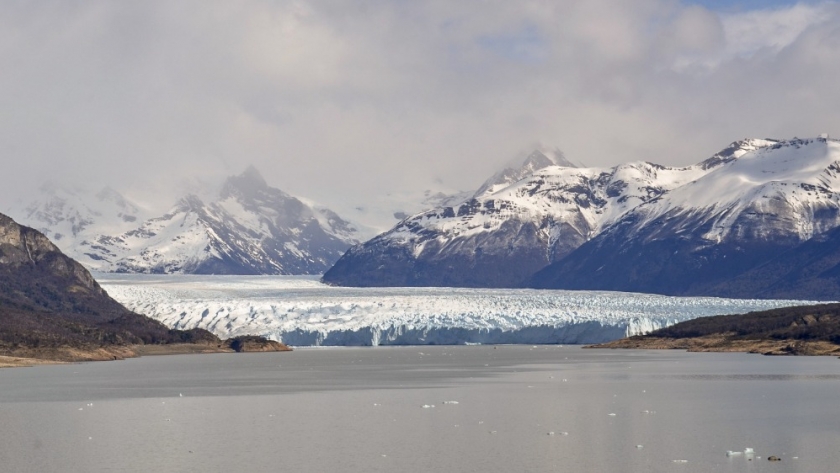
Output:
[99,274,821,346]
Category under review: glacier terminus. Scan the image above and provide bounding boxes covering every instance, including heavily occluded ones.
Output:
[99,274,820,346]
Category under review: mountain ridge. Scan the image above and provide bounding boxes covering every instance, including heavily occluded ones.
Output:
[531,137,840,298]
[323,138,781,288]
[6,167,361,275]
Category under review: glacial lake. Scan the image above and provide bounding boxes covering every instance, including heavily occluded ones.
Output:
[1,346,839,472]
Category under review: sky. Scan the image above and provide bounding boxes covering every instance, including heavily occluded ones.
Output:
[1,0,839,228]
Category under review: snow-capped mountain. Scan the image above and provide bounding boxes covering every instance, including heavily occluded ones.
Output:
[325,136,840,297]
[532,136,840,297]
[6,167,361,275]
[76,166,360,274]
[323,144,739,287]
[2,183,150,259]
[473,147,577,197]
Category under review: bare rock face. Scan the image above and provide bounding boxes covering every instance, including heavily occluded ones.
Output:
[0,212,60,263]
[0,212,107,303]
[1,211,229,360]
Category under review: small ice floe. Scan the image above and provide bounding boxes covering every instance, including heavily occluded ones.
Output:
[744,448,754,454]
[88,437,92,440]
[636,445,644,449]
[421,404,435,409]
[78,408,84,411]
[489,430,497,434]
[562,379,568,382]
[608,413,617,417]
[179,393,183,397]
[373,403,381,406]
[673,459,688,463]
[443,401,459,405]
[86,403,93,407]
[547,432,555,436]
[640,410,656,415]
[792,457,799,460]
[726,451,743,457]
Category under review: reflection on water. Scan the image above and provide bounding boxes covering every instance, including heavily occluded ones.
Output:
[1,346,839,473]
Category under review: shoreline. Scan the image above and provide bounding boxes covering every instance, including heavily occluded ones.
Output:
[588,336,840,356]
[0,341,292,369]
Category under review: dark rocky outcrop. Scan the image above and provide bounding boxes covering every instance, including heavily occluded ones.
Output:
[0,212,289,361]
[591,303,840,356]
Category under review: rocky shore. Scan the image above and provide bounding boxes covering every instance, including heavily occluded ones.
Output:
[589,335,840,356]
[588,302,840,357]
[1,338,292,368]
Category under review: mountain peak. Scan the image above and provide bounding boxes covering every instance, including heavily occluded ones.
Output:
[697,138,778,170]
[220,166,271,201]
[236,165,268,188]
[522,146,576,169]
[475,146,573,197]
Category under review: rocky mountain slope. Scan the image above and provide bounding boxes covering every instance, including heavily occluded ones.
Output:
[531,137,840,298]
[593,303,840,356]
[0,212,214,360]
[323,142,762,287]
[701,223,840,300]
[6,167,360,275]
[0,212,291,362]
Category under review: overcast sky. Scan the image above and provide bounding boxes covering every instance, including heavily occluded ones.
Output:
[1,0,839,222]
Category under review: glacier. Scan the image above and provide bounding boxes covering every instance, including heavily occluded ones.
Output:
[98,274,823,346]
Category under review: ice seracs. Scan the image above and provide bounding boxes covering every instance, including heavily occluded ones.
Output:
[98,274,817,346]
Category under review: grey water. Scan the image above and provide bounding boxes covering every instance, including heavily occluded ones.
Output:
[1,346,839,472]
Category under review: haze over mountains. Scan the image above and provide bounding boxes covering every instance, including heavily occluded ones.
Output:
[7,136,840,300]
[4,167,363,275]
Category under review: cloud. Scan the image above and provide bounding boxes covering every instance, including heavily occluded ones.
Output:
[0,0,839,229]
